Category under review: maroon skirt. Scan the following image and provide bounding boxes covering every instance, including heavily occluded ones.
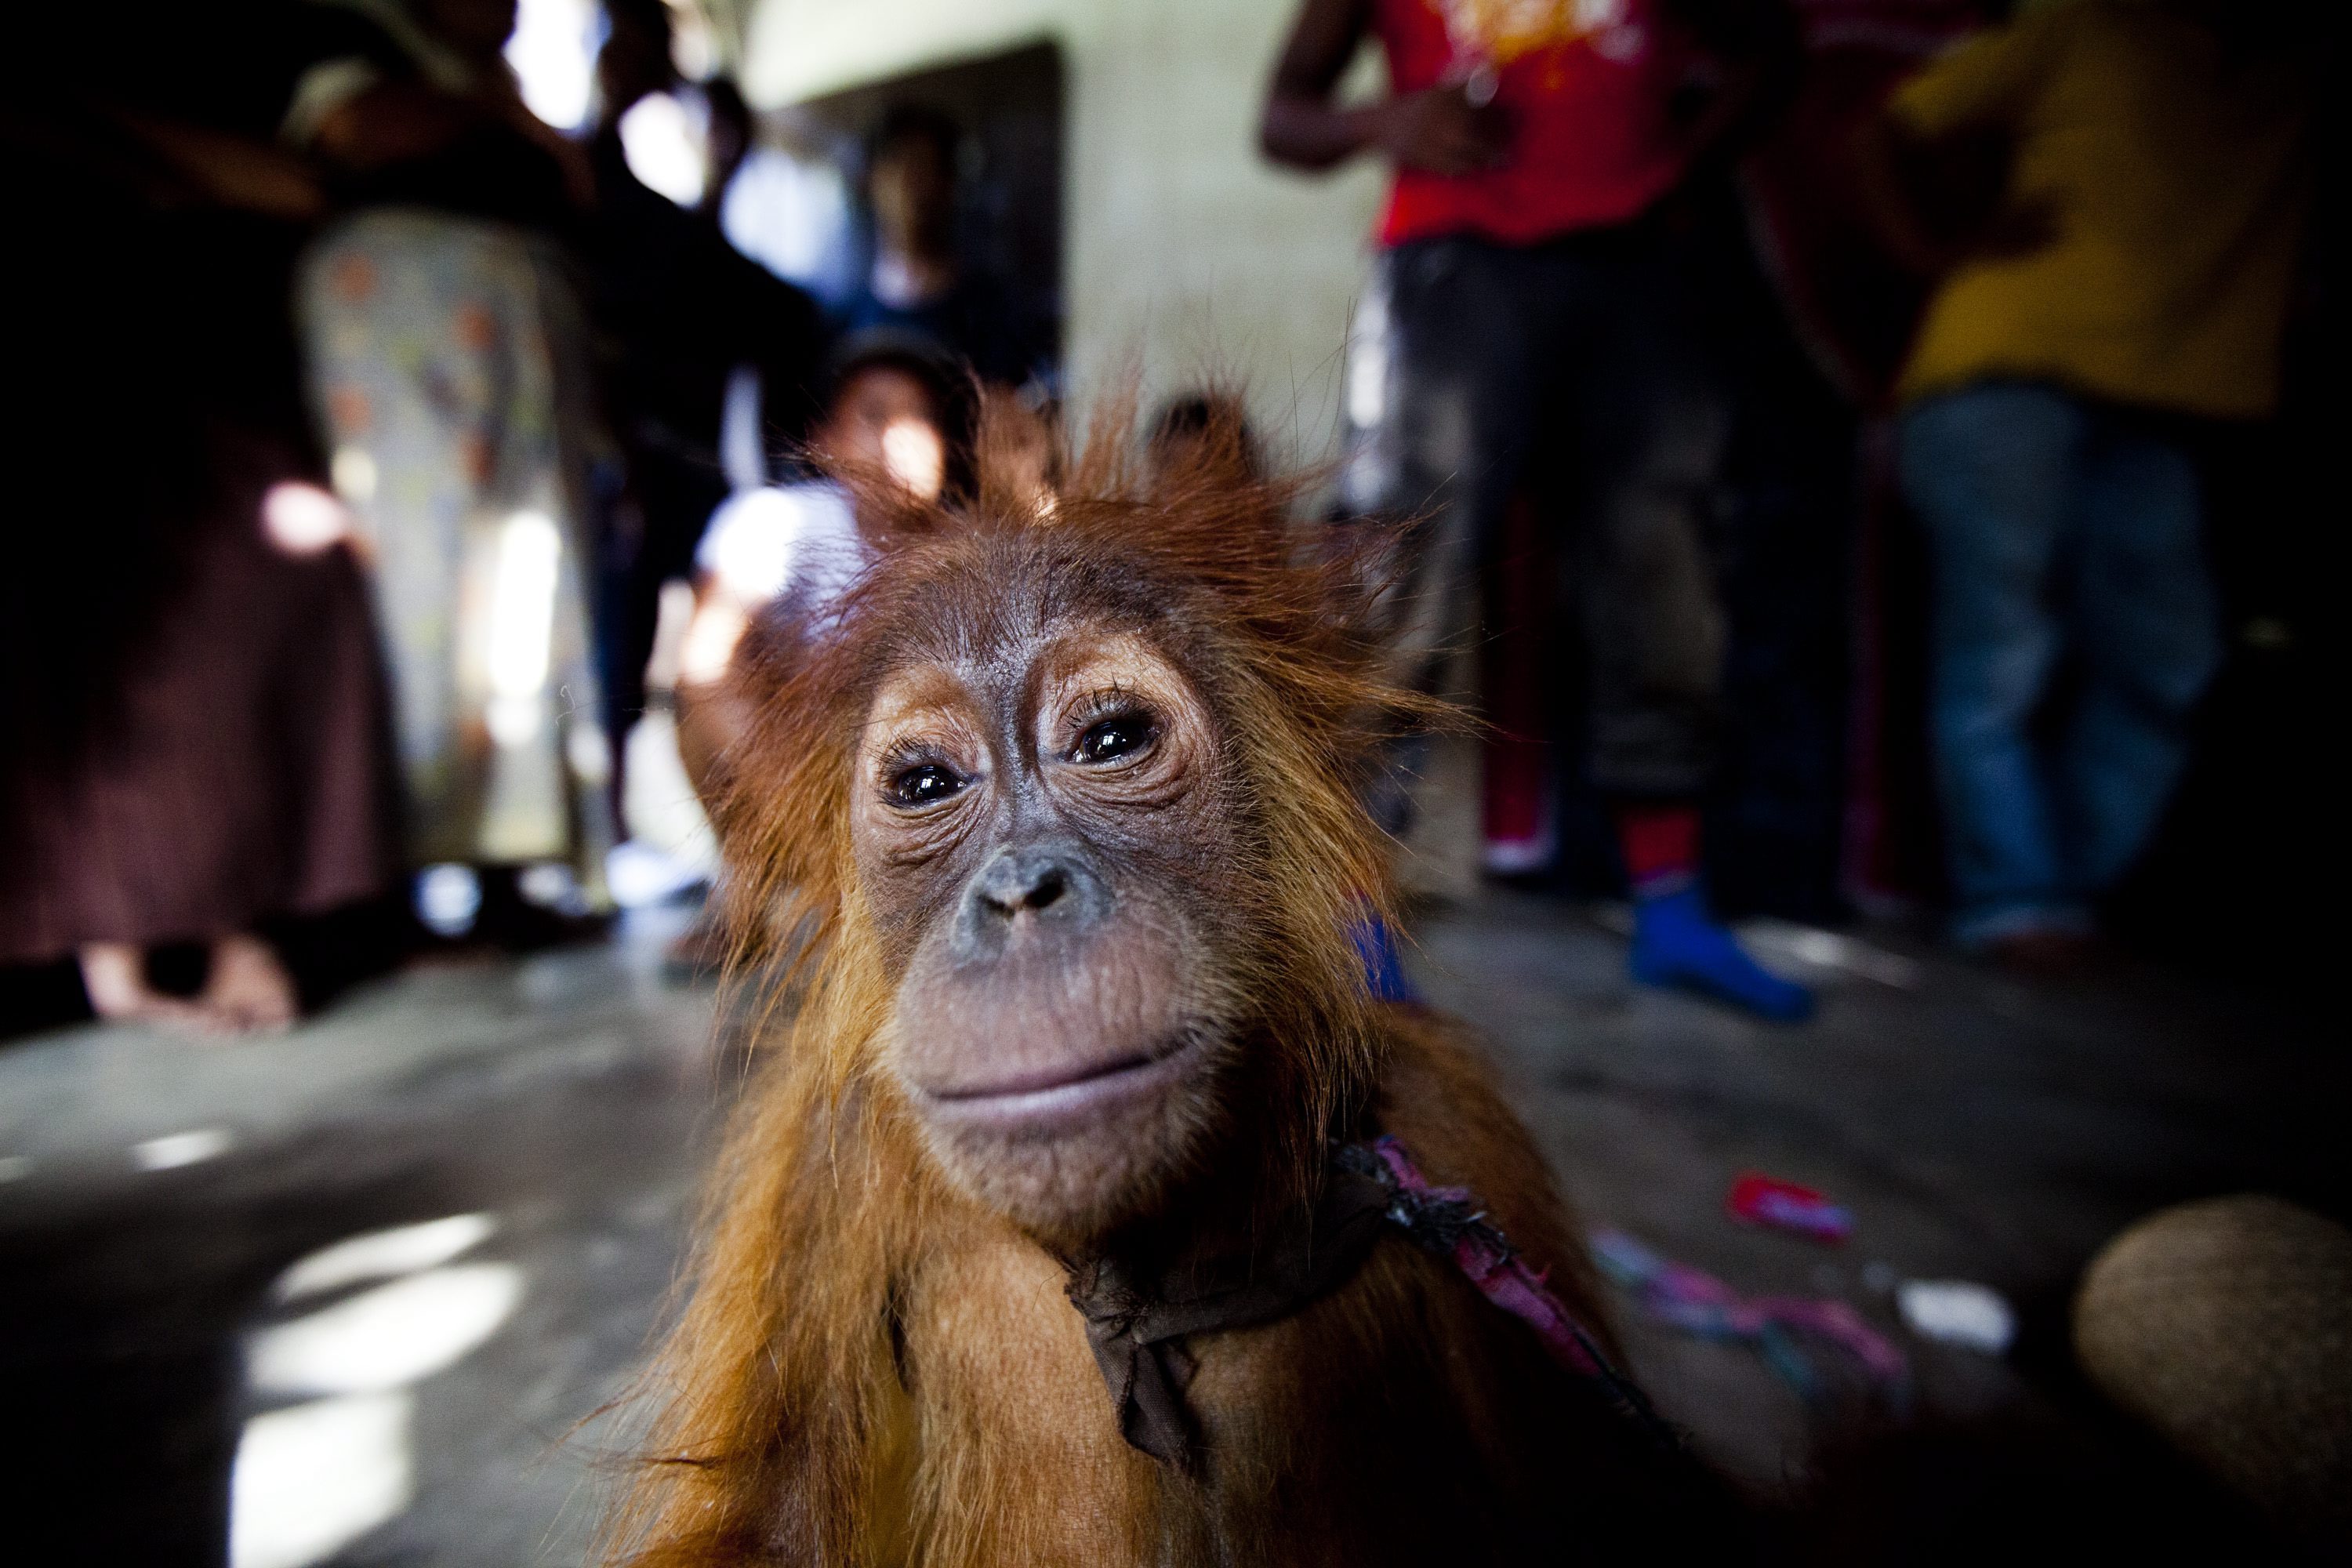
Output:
[0,445,399,964]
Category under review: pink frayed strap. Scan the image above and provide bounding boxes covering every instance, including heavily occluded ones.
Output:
[1345,1136,1676,1448]
[1366,1138,1609,1377]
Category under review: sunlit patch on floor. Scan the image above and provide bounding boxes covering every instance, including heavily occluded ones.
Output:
[248,1261,524,1396]
[230,1218,523,1566]
[133,1127,235,1171]
[230,1391,413,1568]
[271,1212,498,1304]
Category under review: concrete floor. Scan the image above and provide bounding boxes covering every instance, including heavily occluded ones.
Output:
[0,895,2340,1565]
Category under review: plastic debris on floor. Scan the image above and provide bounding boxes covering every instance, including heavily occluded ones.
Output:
[1895,1278,2016,1353]
[1589,1228,1910,1408]
[1726,1172,1853,1244]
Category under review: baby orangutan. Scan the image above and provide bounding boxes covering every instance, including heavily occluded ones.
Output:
[609,406,1738,1566]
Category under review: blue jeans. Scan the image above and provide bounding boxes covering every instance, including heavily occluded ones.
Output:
[1898,383,2220,947]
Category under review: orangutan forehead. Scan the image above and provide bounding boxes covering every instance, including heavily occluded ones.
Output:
[855,535,1197,678]
[860,625,1196,739]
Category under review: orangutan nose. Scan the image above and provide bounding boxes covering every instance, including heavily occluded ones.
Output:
[954,843,1108,959]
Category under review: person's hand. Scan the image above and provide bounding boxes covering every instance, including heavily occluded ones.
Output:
[1370,84,1512,176]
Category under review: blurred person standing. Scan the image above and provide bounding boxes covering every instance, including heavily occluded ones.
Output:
[1260,0,1815,1020]
[286,0,617,941]
[650,334,964,973]
[671,335,969,808]
[0,94,398,1031]
[843,105,1044,390]
[1862,0,2314,964]
[583,0,826,811]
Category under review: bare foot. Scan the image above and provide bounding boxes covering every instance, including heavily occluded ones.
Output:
[199,933,299,1034]
[77,942,213,1032]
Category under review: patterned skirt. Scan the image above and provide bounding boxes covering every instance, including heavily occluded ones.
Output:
[297,209,614,889]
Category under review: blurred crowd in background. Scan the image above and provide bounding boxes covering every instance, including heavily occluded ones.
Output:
[0,0,2336,1036]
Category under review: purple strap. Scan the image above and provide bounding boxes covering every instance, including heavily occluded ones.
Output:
[1367,1138,1611,1377]
[1349,1136,1676,1447]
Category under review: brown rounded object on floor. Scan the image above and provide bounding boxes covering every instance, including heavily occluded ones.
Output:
[2073,1194,2352,1544]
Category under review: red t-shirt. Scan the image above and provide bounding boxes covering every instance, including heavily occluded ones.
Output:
[1374,0,1700,247]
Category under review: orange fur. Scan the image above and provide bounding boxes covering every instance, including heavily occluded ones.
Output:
[604,400,1716,1566]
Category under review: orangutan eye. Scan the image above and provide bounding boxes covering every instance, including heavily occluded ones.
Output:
[888,762,966,808]
[1072,711,1156,766]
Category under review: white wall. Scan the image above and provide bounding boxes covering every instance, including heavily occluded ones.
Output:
[742,0,1388,461]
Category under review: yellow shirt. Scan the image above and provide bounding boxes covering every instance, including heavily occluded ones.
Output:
[1891,2,2312,419]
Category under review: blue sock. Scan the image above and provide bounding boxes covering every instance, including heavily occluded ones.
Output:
[1349,912,1419,1004]
[1629,886,1813,1022]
